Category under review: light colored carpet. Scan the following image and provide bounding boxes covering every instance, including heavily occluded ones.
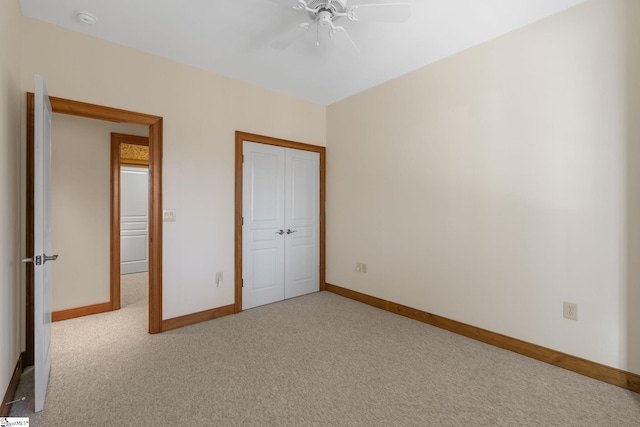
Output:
[8,272,148,425]
[10,273,640,426]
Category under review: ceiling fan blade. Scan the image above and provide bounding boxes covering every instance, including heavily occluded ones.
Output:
[265,0,299,6]
[347,3,412,23]
[266,0,314,13]
[270,21,315,50]
[329,26,360,55]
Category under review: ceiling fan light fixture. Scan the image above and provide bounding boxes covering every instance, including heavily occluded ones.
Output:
[272,0,411,54]
[75,10,97,25]
[318,10,334,28]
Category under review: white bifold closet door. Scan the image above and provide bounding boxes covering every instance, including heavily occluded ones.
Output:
[242,141,320,310]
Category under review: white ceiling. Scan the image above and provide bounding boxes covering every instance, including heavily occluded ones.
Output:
[20,0,588,106]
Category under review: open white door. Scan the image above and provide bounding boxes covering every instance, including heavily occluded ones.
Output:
[31,75,55,412]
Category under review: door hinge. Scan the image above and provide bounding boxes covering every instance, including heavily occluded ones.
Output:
[242,217,244,225]
[242,279,244,288]
[242,154,244,163]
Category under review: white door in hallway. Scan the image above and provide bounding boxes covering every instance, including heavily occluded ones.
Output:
[120,166,149,274]
[242,141,319,310]
[32,75,55,412]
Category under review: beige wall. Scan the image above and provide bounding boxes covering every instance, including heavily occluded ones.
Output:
[625,0,640,375]
[0,0,23,401]
[21,17,327,320]
[51,113,147,311]
[327,0,640,374]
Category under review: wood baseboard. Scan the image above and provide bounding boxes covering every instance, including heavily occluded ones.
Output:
[52,301,113,322]
[325,283,640,394]
[162,304,235,332]
[1,352,24,417]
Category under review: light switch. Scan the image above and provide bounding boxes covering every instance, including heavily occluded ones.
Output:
[163,209,176,222]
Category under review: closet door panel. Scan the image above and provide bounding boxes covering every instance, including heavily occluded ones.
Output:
[284,149,320,299]
[242,142,286,309]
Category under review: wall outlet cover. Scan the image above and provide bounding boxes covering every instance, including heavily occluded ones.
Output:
[163,209,176,222]
[563,302,578,320]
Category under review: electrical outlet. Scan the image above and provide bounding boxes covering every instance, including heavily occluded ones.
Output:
[563,302,578,320]
[215,272,223,287]
[163,209,176,222]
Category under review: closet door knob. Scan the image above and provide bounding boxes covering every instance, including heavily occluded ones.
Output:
[276,229,285,235]
[286,229,297,235]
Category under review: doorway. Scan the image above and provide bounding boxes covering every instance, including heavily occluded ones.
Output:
[25,93,164,366]
[111,132,150,309]
[234,131,326,313]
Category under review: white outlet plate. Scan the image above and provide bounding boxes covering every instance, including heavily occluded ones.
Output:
[563,302,578,320]
[163,209,176,222]
[355,262,367,273]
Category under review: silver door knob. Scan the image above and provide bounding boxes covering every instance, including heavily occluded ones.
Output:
[276,229,285,235]
[286,229,297,234]
[43,254,59,264]
[22,257,34,264]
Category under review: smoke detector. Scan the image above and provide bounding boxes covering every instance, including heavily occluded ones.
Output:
[75,10,97,25]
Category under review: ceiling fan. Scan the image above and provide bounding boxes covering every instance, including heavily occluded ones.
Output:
[270,0,412,54]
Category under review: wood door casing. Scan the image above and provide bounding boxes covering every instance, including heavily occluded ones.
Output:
[235,131,326,313]
[26,93,164,370]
